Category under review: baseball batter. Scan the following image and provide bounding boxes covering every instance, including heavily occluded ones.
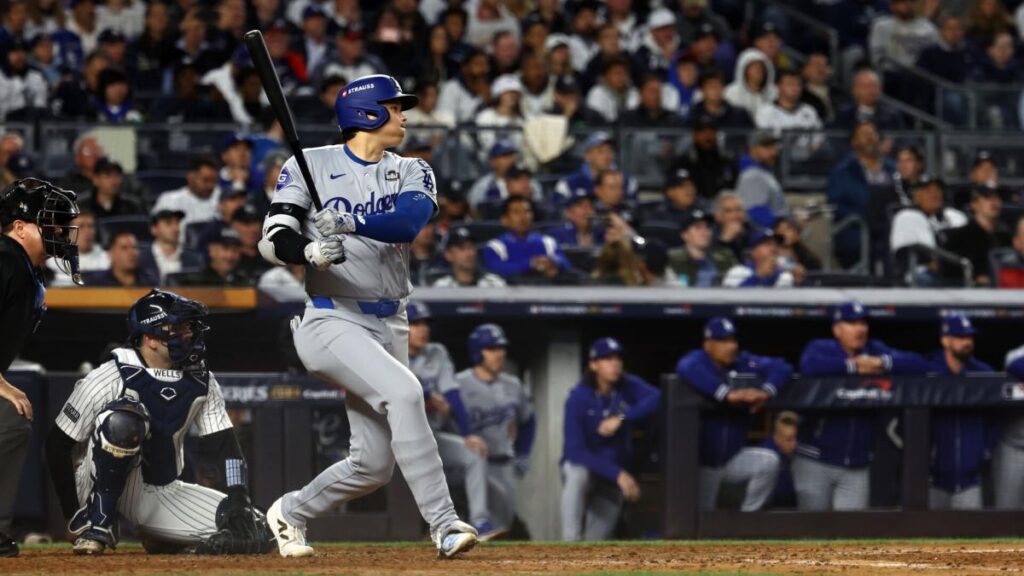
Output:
[44,289,273,556]
[258,74,477,558]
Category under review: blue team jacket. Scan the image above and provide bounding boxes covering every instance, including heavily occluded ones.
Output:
[928,351,997,493]
[1008,353,1024,380]
[545,222,606,248]
[481,231,571,278]
[561,374,661,482]
[676,349,793,467]
[797,338,928,467]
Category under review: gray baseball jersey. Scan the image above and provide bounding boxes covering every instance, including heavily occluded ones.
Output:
[409,342,459,432]
[271,145,439,300]
[453,368,534,459]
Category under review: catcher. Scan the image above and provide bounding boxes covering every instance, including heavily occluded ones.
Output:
[44,289,274,555]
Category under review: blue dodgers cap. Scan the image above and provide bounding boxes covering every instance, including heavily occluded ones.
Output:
[407,301,431,322]
[489,140,518,159]
[582,131,613,153]
[222,132,252,151]
[942,314,976,337]
[559,186,592,208]
[589,337,623,360]
[703,317,736,340]
[833,301,867,324]
[747,227,780,248]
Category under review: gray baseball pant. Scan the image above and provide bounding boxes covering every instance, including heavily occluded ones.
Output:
[792,456,870,510]
[560,462,622,541]
[699,448,782,511]
[993,440,1024,509]
[0,401,30,536]
[281,303,459,535]
[487,461,517,530]
[929,485,982,510]
[435,431,490,526]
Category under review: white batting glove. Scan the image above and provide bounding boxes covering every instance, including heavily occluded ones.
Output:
[313,208,358,236]
[304,236,346,270]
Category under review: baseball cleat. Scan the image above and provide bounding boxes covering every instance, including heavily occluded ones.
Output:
[0,533,18,558]
[433,520,479,559]
[73,527,115,555]
[473,521,508,542]
[267,497,314,558]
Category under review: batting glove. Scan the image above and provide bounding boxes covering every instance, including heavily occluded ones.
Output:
[304,236,346,270]
[313,207,358,236]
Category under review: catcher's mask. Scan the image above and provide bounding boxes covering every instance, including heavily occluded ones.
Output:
[0,178,82,284]
[127,289,211,373]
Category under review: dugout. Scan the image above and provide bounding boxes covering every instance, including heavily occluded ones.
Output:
[12,286,1024,541]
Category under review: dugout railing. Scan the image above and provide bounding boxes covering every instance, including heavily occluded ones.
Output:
[663,373,1024,539]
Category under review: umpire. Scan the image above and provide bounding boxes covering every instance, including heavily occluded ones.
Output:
[0,178,80,556]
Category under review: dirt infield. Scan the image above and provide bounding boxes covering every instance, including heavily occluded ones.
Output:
[8,540,1024,575]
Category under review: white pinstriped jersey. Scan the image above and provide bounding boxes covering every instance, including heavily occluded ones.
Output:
[272,144,439,300]
[55,348,232,481]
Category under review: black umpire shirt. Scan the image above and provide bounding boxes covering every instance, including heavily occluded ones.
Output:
[0,235,46,373]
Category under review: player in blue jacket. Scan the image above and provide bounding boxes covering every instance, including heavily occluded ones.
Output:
[482,196,571,282]
[560,338,661,540]
[927,314,996,510]
[676,317,794,511]
[996,340,1024,508]
[794,301,928,510]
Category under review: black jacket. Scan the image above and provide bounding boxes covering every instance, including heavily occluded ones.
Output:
[666,146,738,201]
[0,235,46,372]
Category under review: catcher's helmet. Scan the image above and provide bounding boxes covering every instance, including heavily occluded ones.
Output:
[468,323,508,365]
[334,74,418,132]
[407,301,431,323]
[0,178,81,283]
[127,289,210,372]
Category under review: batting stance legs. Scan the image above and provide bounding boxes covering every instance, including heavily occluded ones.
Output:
[279,305,460,538]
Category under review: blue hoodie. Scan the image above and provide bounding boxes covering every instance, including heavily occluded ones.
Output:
[676,349,793,467]
[928,351,997,493]
[561,374,661,482]
[797,338,928,467]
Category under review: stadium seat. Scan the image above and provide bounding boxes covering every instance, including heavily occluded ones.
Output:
[462,222,507,244]
[637,223,684,248]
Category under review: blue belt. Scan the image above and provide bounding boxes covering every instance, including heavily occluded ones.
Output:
[311,296,401,318]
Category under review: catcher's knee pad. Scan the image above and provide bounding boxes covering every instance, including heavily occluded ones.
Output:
[95,398,150,458]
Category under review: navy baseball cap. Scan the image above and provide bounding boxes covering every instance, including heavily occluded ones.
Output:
[489,140,517,159]
[7,153,34,179]
[666,168,693,188]
[681,209,713,231]
[150,207,185,223]
[942,314,976,337]
[222,132,252,151]
[231,204,263,223]
[303,4,327,19]
[747,228,779,248]
[209,227,242,246]
[407,301,431,322]
[559,187,592,208]
[833,301,867,324]
[704,317,737,340]
[582,131,613,153]
[441,225,475,250]
[589,337,623,360]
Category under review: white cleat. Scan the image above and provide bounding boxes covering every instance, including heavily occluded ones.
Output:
[433,520,479,559]
[266,497,315,558]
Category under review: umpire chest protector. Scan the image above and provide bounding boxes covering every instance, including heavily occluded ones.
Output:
[113,349,210,486]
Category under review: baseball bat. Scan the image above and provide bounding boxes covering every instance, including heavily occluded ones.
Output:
[243,29,323,211]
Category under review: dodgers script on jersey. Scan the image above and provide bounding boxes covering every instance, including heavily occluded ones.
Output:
[453,369,534,459]
[273,145,439,300]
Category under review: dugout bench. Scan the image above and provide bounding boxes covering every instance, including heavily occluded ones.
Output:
[663,374,1024,538]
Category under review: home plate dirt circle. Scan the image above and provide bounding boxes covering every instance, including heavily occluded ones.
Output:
[8,541,1024,575]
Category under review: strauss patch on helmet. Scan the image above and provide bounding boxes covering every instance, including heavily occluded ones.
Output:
[343,83,375,97]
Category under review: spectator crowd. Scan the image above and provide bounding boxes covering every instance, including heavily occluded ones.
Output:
[0,0,1022,290]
